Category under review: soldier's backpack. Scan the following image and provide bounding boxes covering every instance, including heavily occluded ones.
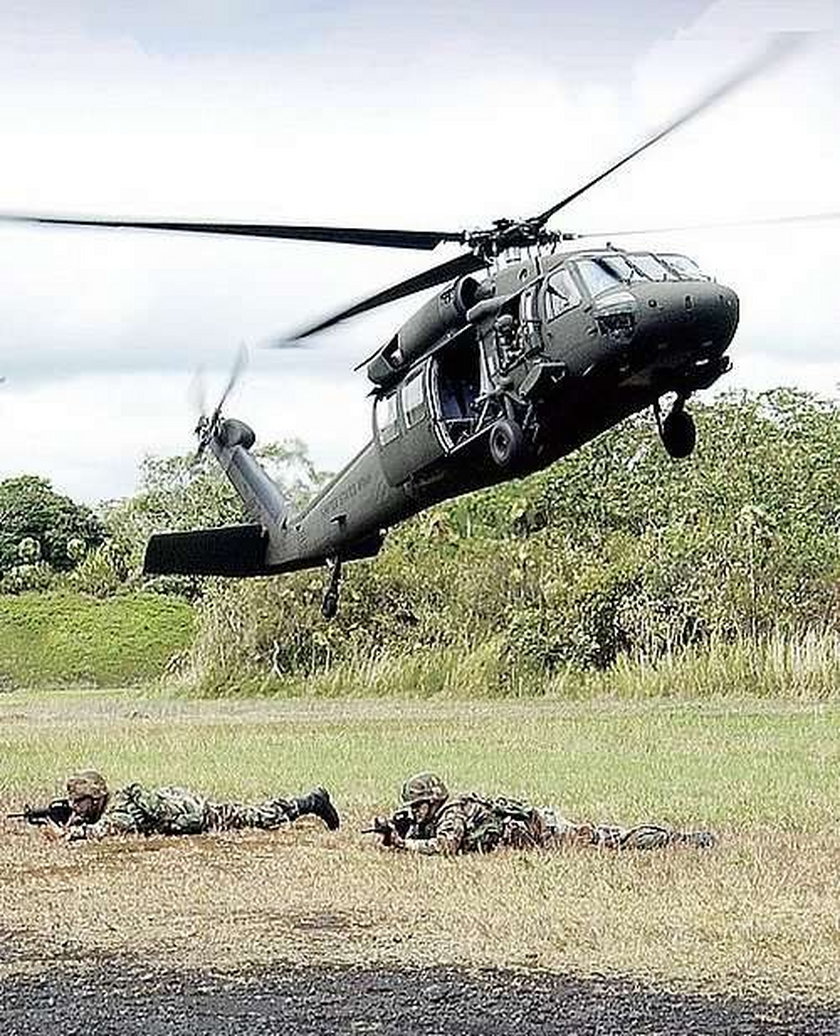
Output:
[458,793,544,852]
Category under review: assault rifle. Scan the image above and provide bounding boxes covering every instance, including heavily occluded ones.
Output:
[362,806,413,846]
[7,798,74,827]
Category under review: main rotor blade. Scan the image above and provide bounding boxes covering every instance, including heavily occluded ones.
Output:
[286,252,487,341]
[536,34,806,227]
[0,213,463,251]
[573,211,840,238]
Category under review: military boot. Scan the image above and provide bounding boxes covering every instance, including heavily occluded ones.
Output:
[290,787,340,831]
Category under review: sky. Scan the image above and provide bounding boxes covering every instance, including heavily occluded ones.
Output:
[0,0,838,504]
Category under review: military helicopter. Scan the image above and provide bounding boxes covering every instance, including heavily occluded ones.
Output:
[2,38,831,616]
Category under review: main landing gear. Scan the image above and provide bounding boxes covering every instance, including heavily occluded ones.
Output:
[654,396,696,459]
[489,417,526,470]
[322,556,342,619]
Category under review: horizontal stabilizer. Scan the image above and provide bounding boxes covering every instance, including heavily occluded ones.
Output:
[143,524,270,577]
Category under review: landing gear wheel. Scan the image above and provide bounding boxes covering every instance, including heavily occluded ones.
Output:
[489,418,525,470]
[661,406,696,459]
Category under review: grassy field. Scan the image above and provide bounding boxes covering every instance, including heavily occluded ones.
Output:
[0,690,837,1002]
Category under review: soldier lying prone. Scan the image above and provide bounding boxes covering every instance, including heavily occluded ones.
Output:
[366,772,716,855]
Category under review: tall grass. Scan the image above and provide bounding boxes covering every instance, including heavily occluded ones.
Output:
[184,627,840,700]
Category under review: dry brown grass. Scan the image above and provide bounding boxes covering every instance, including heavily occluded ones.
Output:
[0,691,837,1002]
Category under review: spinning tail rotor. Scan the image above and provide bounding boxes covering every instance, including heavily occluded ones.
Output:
[193,344,250,458]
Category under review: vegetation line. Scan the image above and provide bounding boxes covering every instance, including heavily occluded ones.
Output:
[2,389,840,696]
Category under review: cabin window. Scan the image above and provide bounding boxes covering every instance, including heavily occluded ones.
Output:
[376,392,400,445]
[401,369,426,428]
[543,269,581,321]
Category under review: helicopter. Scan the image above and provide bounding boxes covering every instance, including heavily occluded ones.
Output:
[1,37,831,617]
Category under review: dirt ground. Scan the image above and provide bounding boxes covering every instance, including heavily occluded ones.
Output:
[1,938,838,1036]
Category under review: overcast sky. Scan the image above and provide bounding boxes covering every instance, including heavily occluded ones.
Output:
[0,0,838,504]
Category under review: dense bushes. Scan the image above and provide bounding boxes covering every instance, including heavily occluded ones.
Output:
[185,389,840,696]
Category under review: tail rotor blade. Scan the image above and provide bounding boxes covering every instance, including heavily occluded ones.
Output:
[212,343,248,422]
[189,367,207,421]
[194,344,249,458]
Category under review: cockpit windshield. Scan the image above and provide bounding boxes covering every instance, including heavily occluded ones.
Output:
[575,254,653,296]
[629,253,671,281]
[659,253,711,281]
[573,251,710,296]
[575,259,625,296]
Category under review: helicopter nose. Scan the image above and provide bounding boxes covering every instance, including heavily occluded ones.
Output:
[634,280,739,354]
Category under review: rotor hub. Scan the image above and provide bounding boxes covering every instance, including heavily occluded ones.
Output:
[464,219,576,260]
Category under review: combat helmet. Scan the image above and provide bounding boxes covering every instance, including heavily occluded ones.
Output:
[401,772,449,806]
[66,769,109,808]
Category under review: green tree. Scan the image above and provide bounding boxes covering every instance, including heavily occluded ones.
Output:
[0,476,105,576]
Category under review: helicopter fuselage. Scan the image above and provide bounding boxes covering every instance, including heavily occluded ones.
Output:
[144,246,739,586]
[271,248,738,566]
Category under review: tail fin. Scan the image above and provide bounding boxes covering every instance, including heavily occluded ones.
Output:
[208,418,288,528]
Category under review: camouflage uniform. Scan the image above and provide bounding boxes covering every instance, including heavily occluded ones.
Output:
[64,771,339,840]
[390,773,715,855]
[403,794,548,855]
[69,784,299,839]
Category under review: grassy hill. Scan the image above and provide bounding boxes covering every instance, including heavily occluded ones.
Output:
[0,591,193,689]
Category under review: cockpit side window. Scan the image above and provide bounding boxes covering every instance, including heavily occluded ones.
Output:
[543,268,581,321]
[375,391,400,445]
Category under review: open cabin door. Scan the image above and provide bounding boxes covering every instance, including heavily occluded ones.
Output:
[430,324,482,450]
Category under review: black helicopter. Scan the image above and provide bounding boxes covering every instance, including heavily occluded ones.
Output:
[2,38,830,616]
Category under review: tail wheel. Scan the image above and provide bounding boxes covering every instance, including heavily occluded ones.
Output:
[662,407,696,459]
[489,418,526,470]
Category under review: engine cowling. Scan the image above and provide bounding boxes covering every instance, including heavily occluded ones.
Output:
[367,276,484,385]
